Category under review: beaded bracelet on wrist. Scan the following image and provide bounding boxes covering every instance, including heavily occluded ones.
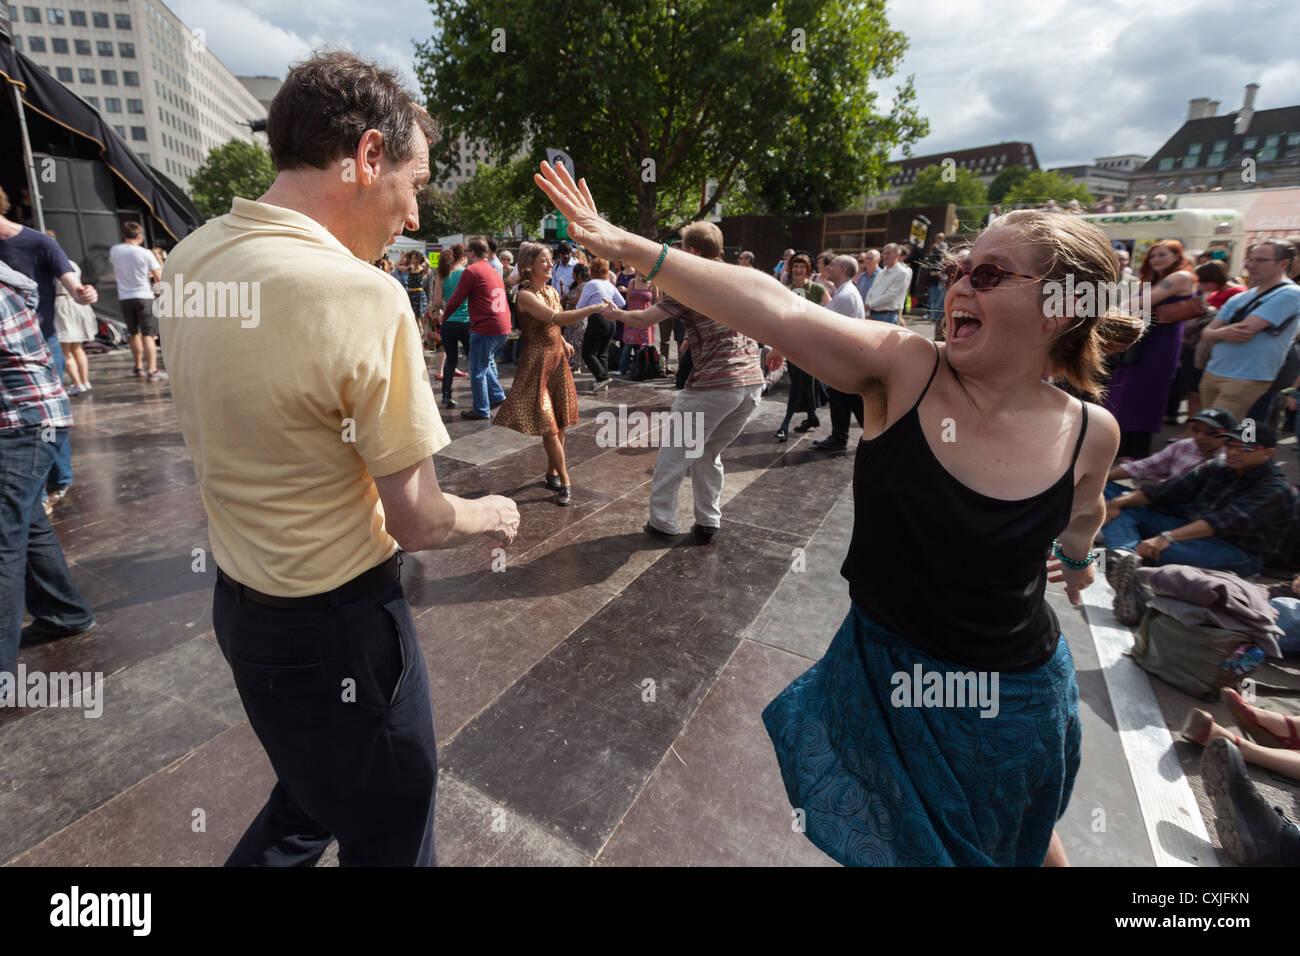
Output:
[1052,539,1095,570]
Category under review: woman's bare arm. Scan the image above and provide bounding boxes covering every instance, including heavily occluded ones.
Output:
[517,288,608,327]
[533,161,928,396]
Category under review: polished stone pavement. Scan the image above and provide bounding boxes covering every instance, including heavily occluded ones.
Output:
[1,332,1292,867]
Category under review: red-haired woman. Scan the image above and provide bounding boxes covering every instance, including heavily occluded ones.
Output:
[1106,239,1196,458]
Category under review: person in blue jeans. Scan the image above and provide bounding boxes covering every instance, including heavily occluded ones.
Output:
[0,262,94,697]
[1102,422,1296,578]
[468,330,508,415]
[441,238,511,420]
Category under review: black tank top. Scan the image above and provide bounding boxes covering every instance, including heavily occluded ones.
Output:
[841,344,1088,672]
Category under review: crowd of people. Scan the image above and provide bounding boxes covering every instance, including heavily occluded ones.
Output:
[3,49,1299,870]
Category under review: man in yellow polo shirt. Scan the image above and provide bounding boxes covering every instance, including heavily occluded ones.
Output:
[159,51,518,867]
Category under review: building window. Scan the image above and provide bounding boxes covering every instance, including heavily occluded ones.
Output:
[1242,137,1257,150]
[46,7,63,24]
[97,40,113,56]
[1287,133,1300,147]
[1257,147,1278,162]
[51,37,66,52]
[84,95,98,108]
[56,66,72,81]
[22,6,39,21]
[73,39,89,55]
[1186,142,1201,155]
[130,126,146,141]
[91,10,107,27]
[139,153,150,164]
[119,42,134,58]
[127,98,142,113]
[1206,152,1225,167]
[79,67,95,83]
[27,35,45,52]
[101,69,117,84]
[6,4,16,19]
[112,124,125,136]
[1157,157,1175,171]
[123,71,138,86]
[10,36,19,51]
[105,97,121,112]
[115,12,130,28]
[1181,155,1198,169]
[69,8,84,25]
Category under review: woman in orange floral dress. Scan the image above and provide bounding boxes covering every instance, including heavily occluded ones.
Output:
[494,241,613,506]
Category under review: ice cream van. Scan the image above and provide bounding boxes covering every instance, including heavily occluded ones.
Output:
[1081,209,1244,277]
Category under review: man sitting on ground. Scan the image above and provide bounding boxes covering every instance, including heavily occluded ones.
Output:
[1104,407,1235,498]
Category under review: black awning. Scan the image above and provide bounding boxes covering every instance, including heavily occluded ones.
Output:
[1,41,203,241]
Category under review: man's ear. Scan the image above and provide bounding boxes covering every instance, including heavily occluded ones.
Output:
[356,129,385,186]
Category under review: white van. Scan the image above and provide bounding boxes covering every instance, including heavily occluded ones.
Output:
[1081,209,1244,276]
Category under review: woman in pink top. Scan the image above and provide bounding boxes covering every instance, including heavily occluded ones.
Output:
[618,273,657,374]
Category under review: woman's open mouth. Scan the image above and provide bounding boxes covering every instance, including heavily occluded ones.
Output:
[950,309,982,341]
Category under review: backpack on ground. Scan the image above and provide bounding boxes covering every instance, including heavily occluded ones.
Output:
[96,317,128,348]
[632,345,660,381]
[1130,608,1245,700]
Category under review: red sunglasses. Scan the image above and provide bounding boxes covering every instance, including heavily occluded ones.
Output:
[945,262,1041,290]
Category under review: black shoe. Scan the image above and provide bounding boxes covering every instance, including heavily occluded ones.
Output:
[811,437,848,452]
[460,410,491,420]
[1203,737,1287,866]
[490,398,505,408]
[794,418,819,433]
[21,617,95,644]
[442,397,458,409]
[544,473,562,491]
[774,428,787,443]
[644,521,677,541]
[1108,550,1147,626]
[557,485,571,506]
[692,523,717,544]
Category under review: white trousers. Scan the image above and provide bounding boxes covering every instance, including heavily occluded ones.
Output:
[647,384,762,533]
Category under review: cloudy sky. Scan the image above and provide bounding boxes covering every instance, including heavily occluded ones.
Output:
[171,0,1297,169]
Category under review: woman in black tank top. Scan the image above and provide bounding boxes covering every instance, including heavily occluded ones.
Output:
[535,165,1142,868]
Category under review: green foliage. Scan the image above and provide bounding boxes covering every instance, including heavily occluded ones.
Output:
[1001,170,1095,207]
[416,0,927,237]
[411,187,459,241]
[987,164,1030,204]
[447,159,549,237]
[896,164,987,208]
[189,139,275,220]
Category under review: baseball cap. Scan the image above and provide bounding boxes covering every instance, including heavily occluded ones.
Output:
[1189,407,1237,431]
[1224,422,1277,448]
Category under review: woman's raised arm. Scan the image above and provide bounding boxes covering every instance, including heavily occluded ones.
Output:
[534,161,928,396]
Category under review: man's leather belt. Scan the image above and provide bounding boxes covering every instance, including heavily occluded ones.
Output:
[216,553,401,609]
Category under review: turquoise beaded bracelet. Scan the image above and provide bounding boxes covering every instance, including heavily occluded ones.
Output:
[646,242,669,282]
[1052,539,1095,570]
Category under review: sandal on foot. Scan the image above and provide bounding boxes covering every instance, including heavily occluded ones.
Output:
[1178,708,1240,747]
[1223,687,1300,749]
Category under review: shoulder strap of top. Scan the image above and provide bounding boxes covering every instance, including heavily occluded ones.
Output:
[1069,401,1090,468]
[909,341,942,413]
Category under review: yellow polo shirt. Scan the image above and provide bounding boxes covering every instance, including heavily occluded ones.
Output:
[160,197,448,597]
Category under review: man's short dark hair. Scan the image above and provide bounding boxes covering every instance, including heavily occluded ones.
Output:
[468,237,489,258]
[487,238,497,254]
[1253,238,1296,267]
[267,49,435,172]
[122,221,143,240]
[1195,261,1229,286]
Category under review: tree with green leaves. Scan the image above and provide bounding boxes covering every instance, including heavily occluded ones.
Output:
[411,187,459,241]
[987,164,1030,204]
[1001,170,1095,208]
[416,0,927,238]
[896,164,988,208]
[189,139,276,220]
[448,158,549,237]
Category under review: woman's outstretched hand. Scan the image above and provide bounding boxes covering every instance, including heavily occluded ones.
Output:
[534,161,628,262]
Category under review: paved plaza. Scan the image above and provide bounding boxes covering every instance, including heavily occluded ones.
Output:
[3,330,1299,867]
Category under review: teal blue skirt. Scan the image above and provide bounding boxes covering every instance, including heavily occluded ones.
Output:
[762,605,1081,866]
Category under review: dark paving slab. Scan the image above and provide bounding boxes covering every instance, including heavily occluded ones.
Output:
[434,772,591,867]
[599,639,837,867]
[8,721,274,867]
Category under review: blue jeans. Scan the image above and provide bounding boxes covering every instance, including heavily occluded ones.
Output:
[468,332,507,416]
[1104,481,1130,500]
[619,343,635,374]
[1273,598,1300,657]
[0,425,95,691]
[869,311,898,324]
[925,284,945,321]
[47,345,72,491]
[1101,504,1263,577]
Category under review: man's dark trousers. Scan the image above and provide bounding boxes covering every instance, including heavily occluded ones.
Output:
[827,387,864,445]
[214,570,437,866]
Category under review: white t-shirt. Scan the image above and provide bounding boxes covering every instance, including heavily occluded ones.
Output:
[109,242,161,300]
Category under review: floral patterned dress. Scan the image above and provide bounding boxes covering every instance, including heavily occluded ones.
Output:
[493,285,580,436]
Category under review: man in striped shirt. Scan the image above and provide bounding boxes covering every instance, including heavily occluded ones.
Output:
[603,222,764,543]
[0,261,95,698]
[1104,407,1235,502]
